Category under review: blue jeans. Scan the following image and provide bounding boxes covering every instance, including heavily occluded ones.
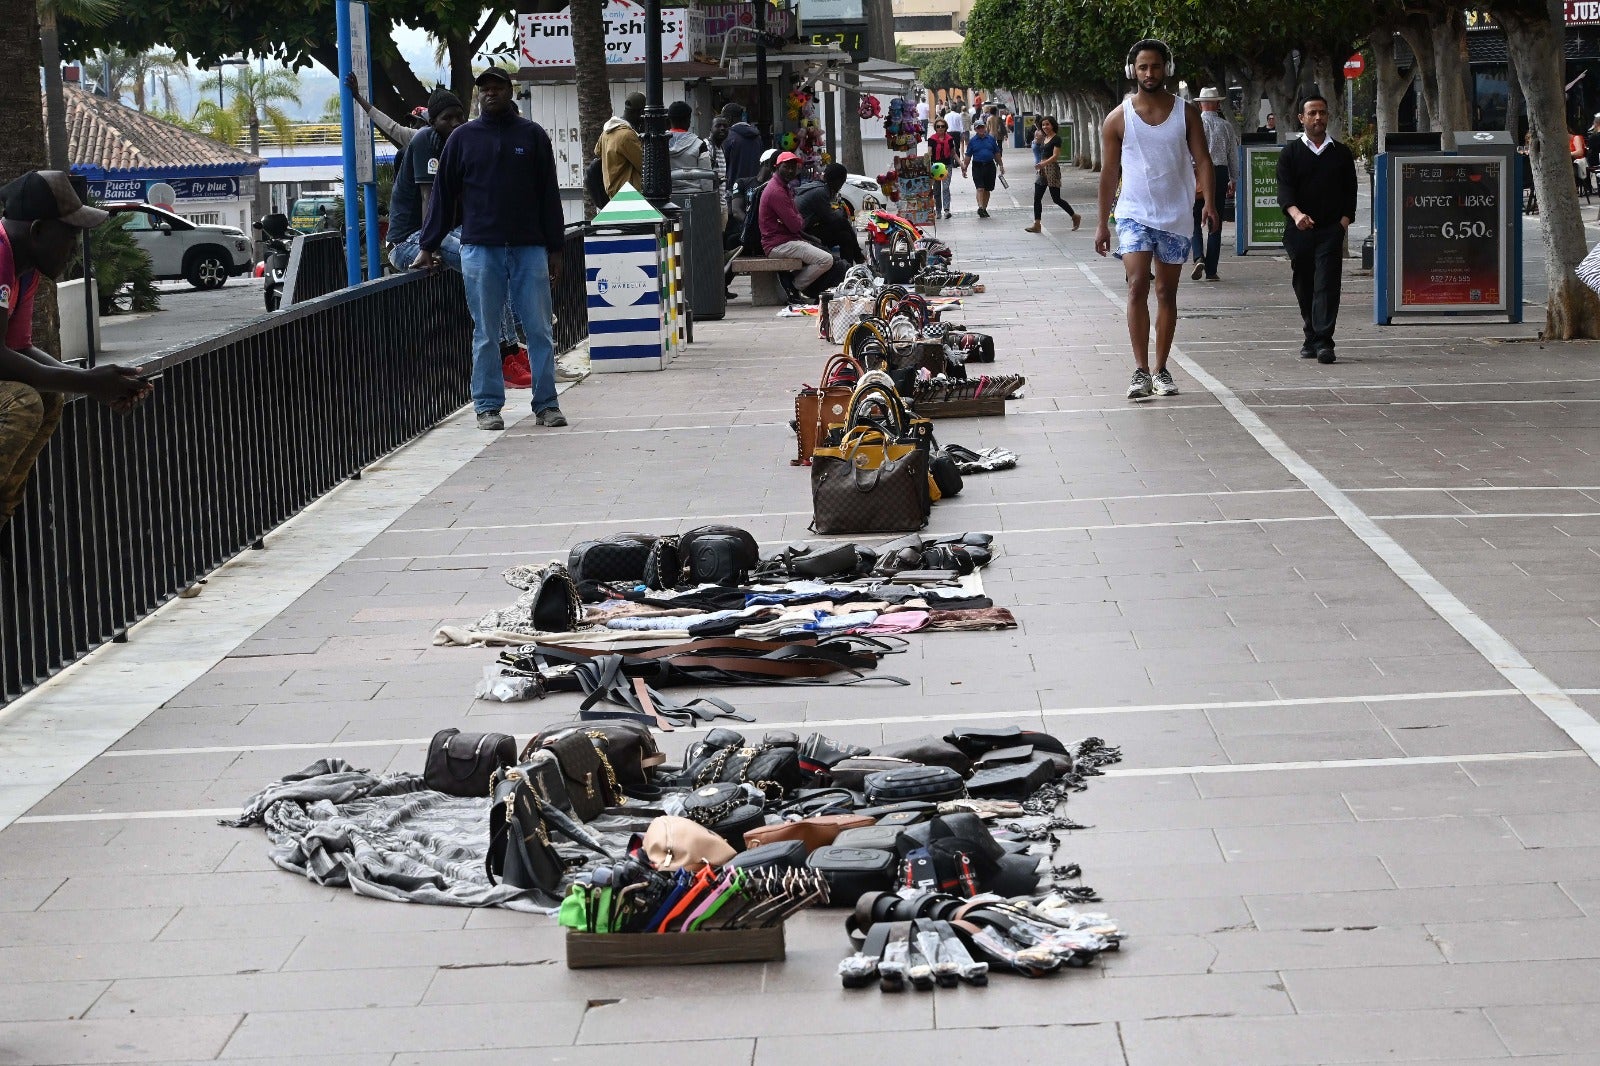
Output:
[390,228,462,272]
[1189,165,1228,277]
[460,244,557,415]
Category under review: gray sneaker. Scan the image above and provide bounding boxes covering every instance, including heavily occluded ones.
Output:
[536,407,568,428]
[476,410,504,431]
[1152,368,1179,396]
[1126,368,1153,399]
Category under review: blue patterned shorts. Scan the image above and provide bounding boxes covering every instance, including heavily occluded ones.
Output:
[1115,218,1190,265]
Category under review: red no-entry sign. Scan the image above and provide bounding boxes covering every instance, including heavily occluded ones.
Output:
[1344,54,1365,78]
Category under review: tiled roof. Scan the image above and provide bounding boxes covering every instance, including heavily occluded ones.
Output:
[51,87,263,173]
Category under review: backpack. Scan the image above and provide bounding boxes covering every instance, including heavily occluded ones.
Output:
[584,156,610,210]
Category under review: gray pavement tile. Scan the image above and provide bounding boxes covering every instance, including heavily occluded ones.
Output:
[1092,894,1253,936]
[1215,816,1523,862]
[0,979,109,1022]
[41,872,338,911]
[577,989,931,1043]
[1505,811,1600,848]
[1119,1009,1509,1065]
[1285,959,1600,1014]
[1066,790,1354,833]
[1219,729,1408,764]
[1345,778,1600,820]
[1092,855,1397,901]
[156,900,470,941]
[0,877,67,912]
[1056,826,1223,867]
[1,1015,243,1064]
[1428,917,1600,963]
[397,1042,756,1066]
[1382,845,1600,889]
[1246,884,1584,930]
[752,1025,1127,1066]
[0,936,301,981]
[221,1001,585,1058]
[1205,702,1383,735]
[88,967,436,1019]
[1193,761,1475,799]
[0,906,179,947]
[283,927,563,971]
[1485,1003,1600,1057]
[937,970,1293,1027]
[1104,927,1445,977]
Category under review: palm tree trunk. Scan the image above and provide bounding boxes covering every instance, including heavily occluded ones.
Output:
[40,10,69,171]
[570,0,611,216]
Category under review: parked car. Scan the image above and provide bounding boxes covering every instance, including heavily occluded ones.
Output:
[290,195,345,234]
[104,203,253,290]
[837,174,884,217]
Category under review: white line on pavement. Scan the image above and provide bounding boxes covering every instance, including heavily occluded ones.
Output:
[1074,260,1600,768]
[21,748,1582,822]
[97,687,1526,758]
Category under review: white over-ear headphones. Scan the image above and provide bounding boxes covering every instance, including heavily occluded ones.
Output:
[1125,39,1175,80]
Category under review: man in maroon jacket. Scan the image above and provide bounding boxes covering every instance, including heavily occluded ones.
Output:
[757,151,835,292]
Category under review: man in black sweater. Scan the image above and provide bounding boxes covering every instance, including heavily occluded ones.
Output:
[1277,95,1358,364]
[417,67,568,430]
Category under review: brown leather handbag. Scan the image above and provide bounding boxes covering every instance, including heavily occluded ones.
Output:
[742,813,875,853]
[793,352,863,465]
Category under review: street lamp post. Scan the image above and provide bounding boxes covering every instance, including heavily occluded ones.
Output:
[641,0,671,207]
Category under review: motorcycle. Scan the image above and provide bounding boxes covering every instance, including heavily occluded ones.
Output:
[254,213,294,312]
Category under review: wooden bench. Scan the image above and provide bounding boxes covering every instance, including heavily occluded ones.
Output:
[729,255,803,306]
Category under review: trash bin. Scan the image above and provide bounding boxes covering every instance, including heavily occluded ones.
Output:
[583,185,685,373]
[678,190,727,322]
[1014,112,1034,149]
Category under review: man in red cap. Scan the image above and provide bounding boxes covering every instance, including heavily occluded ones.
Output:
[0,170,151,524]
[757,151,835,294]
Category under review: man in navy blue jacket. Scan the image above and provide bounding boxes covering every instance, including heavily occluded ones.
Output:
[417,67,567,430]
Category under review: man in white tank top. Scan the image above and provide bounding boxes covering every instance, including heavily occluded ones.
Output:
[1094,39,1217,400]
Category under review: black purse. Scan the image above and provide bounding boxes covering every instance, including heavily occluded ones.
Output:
[568,534,655,585]
[685,534,752,586]
[863,765,967,804]
[679,525,760,574]
[643,537,682,590]
[544,730,620,821]
[487,763,613,894]
[423,729,518,798]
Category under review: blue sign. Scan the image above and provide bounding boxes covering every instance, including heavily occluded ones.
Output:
[87,176,241,202]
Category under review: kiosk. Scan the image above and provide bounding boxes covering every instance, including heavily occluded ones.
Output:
[1374,130,1521,324]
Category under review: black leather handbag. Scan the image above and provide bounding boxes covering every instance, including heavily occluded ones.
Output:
[487,763,613,894]
[712,804,766,850]
[643,537,682,590]
[728,838,808,870]
[806,846,898,904]
[679,525,760,579]
[568,534,655,584]
[863,765,968,804]
[686,534,752,586]
[545,731,619,821]
[681,783,748,827]
[965,756,1060,799]
[424,729,517,798]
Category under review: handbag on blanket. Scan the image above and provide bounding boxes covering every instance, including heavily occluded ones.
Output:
[473,563,582,634]
[424,729,518,798]
[568,534,657,585]
[544,730,621,821]
[487,762,613,894]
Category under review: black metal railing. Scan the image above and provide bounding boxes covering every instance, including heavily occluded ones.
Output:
[0,222,591,705]
[283,231,349,306]
[553,229,589,355]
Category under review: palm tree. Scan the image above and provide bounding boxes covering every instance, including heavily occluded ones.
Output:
[198,65,303,155]
[124,49,187,113]
[38,0,116,170]
[190,99,243,145]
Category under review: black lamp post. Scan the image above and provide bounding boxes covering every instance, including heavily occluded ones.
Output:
[641,0,671,207]
[755,0,771,147]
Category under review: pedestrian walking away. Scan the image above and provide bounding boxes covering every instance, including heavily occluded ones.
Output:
[416,67,567,431]
[1024,117,1080,233]
[1094,38,1216,400]
[926,120,960,217]
[1276,94,1357,364]
[943,104,967,153]
[0,171,152,524]
[721,102,764,198]
[1190,86,1238,282]
[964,123,1004,218]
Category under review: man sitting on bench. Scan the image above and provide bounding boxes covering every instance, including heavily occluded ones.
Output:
[759,151,837,299]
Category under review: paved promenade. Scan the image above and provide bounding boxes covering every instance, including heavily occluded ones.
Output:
[6,166,1600,1064]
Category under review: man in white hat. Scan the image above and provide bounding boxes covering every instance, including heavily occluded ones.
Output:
[1191,87,1238,281]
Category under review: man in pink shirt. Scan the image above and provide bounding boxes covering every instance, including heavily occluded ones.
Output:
[757,151,835,294]
[0,171,150,523]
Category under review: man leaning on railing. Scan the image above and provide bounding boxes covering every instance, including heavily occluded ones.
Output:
[0,171,152,524]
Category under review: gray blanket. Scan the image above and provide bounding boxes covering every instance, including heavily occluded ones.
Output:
[223,759,647,912]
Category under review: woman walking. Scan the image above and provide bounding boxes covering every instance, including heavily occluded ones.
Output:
[1025,116,1081,232]
[927,119,960,218]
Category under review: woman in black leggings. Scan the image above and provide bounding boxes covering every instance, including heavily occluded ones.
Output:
[1024,116,1081,232]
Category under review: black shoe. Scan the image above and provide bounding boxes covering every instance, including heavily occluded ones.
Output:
[1316,347,1337,364]
[1299,343,1316,359]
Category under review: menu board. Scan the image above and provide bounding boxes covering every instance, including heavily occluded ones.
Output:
[1395,157,1505,311]
[1241,145,1284,250]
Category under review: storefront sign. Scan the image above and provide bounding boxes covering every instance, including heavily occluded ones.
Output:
[1394,158,1505,311]
[801,0,864,20]
[1234,144,1284,252]
[87,176,242,203]
[701,3,795,43]
[519,0,702,68]
[1565,1,1600,24]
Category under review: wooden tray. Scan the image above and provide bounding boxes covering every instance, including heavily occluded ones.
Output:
[565,926,786,969]
[912,395,1007,418]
